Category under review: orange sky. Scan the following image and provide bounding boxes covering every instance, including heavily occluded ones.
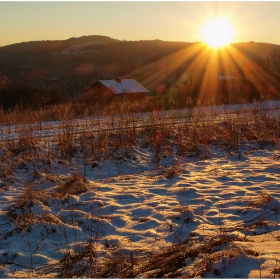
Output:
[1,1,280,47]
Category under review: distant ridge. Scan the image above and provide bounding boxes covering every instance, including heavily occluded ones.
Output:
[233,41,280,57]
[0,35,279,99]
[0,35,120,52]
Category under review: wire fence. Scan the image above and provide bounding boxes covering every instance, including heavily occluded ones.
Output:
[0,106,279,142]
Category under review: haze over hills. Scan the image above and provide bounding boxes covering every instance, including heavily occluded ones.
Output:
[0,36,190,90]
[0,35,280,108]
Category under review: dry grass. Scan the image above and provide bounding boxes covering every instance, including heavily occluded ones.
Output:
[249,191,272,208]
[0,100,279,277]
[52,172,89,199]
[59,243,96,278]
[94,233,241,278]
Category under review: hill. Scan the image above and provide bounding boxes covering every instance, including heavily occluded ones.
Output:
[0,36,190,92]
[0,35,280,108]
[234,41,280,57]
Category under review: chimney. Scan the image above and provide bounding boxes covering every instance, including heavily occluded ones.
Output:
[116,77,121,83]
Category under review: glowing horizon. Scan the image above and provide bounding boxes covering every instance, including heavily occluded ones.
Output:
[0,2,280,47]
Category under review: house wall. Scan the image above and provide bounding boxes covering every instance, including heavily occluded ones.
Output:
[85,82,114,103]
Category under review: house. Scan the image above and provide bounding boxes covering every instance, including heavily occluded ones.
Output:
[85,77,149,102]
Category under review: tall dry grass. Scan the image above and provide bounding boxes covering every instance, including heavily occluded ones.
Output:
[0,99,280,277]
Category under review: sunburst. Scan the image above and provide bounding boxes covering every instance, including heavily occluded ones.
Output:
[201,18,234,48]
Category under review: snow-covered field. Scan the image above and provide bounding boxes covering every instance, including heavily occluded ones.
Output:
[0,101,280,278]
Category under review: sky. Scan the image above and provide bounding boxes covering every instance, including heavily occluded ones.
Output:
[1,1,280,47]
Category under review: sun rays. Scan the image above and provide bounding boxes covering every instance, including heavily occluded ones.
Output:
[124,15,278,106]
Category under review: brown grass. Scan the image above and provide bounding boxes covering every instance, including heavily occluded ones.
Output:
[0,100,279,277]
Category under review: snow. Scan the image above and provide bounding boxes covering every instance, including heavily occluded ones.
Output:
[0,100,280,277]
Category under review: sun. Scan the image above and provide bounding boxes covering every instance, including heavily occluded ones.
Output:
[201,18,234,48]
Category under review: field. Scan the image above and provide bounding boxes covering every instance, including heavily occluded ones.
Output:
[0,100,280,278]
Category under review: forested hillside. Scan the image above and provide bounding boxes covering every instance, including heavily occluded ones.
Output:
[0,35,280,109]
